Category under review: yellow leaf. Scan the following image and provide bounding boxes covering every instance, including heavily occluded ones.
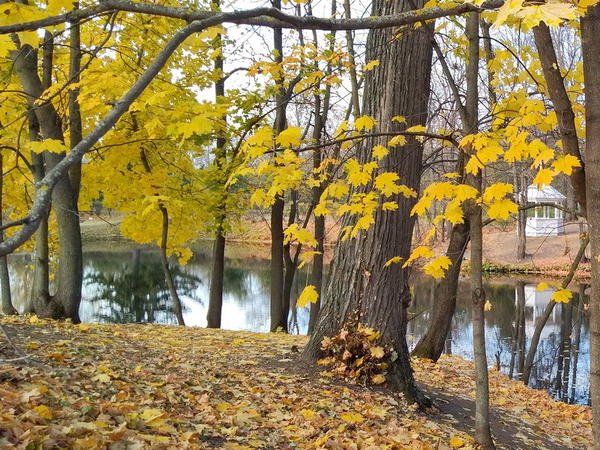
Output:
[423,255,452,279]
[372,145,389,160]
[388,134,407,147]
[340,412,364,424]
[354,115,376,131]
[370,346,385,359]
[384,256,403,267]
[533,168,554,188]
[484,301,492,311]
[28,139,68,154]
[300,409,316,420]
[284,224,317,247]
[487,199,518,221]
[552,154,581,175]
[449,436,465,448]
[33,405,53,420]
[552,289,572,303]
[391,115,406,123]
[297,285,319,308]
[371,374,386,385]
[403,246,434,268]
[92,373,111,383]
[406,125,426,133]
[482,183,514,204]
[536,282,549,291]
[276,127,302,148]
[363,59,380,71]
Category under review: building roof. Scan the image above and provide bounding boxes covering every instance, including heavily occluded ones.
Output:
[526,184,566,202]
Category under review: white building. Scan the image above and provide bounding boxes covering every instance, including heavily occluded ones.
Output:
[525,185,566,237]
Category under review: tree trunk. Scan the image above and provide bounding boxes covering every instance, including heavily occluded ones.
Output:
[465,12,495,449]
[12,44,82,321]
[269,0,287,332]
[581,8,600,445]
[207,7,227,329]
[0,155,16,315]
[159,205,185,326]
[207,227,225,328]
[412,220,469,360]
[303,0,433,404]
[515,167,527,261]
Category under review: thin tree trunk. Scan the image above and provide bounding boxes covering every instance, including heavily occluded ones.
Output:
[0,155,16,315]
[515,167,527,261]
[570,286,583,404]
[581,8,600,445]
[159,205,185,326]
[465,12,494,449]
[207,2,227,329]
[533,23,586,215]
[270,0,287,332]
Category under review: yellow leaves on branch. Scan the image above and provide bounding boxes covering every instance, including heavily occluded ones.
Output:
[374,172,417,198]
[345,159,377,187]
[27,139,68,154]
[423,255,452,279]
[494,0,578,29]
[283,224,317,248]
[276,126,303,148]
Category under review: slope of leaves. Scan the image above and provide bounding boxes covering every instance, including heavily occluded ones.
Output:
[0,316,592,449]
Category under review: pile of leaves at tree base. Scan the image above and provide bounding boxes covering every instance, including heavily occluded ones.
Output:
[0,316,591,449]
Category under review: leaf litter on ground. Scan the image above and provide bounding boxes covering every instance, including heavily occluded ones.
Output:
[0,315,591,449]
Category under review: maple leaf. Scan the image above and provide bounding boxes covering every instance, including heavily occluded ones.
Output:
[276,127,302,148]
[487,199,518,220]
[533,168,554,187]
[552,154,581,175]
[363,60,380,71]
[552,289,573,303]
[423,255,452,279]
[354,115,376,131]
[372,145,389,160]
[297,285,319,308]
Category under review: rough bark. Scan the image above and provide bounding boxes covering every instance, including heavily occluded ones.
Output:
[303,0,433,404]
[581,7,600,445]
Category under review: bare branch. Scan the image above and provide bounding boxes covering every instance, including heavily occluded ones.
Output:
[0,0,504,35]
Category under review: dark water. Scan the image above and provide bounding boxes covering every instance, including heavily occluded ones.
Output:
[8,241,589,404]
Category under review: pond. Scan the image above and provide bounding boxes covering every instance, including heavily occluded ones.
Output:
[7,239,590,405]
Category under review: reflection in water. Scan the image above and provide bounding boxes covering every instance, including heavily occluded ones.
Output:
[7,243,589,404]
[409,278,590,405]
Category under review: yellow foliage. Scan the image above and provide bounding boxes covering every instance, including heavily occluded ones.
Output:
[297,285,319,308]
[552,289,573,303]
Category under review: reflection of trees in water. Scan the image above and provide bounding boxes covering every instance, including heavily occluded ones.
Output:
[84,250,201,324]
[409,277,591,404]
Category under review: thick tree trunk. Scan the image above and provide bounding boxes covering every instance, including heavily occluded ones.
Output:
[581,8,600,445]
[303,0,433,404]
[309,214,325,333]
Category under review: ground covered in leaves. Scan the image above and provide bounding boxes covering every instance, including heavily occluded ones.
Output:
[0,316,592,449]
